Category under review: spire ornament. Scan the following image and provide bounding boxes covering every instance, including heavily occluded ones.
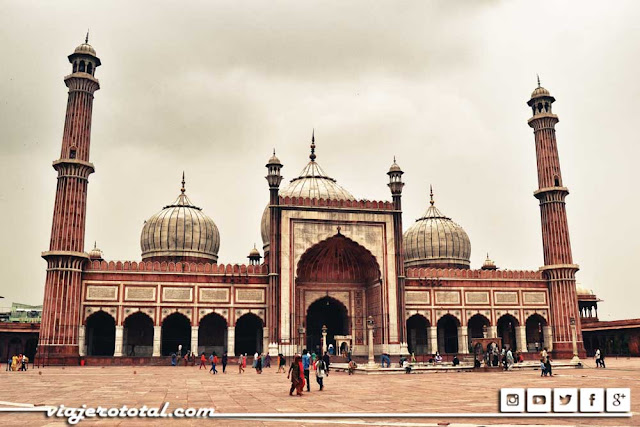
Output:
[430,184,434,206]
[537,74,541,88]
[310,129,316,161]
[85,30,89,44]
[181,172,186,194]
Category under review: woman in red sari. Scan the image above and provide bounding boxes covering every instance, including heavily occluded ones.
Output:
[287,355,305,396]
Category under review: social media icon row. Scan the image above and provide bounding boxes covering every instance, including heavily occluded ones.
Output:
[501,388,631,413]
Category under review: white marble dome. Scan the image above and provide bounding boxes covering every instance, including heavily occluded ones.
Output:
[141,180,220,263]
[403,192,471,269]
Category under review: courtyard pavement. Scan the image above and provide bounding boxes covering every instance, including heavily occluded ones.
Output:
[0,358,638,426]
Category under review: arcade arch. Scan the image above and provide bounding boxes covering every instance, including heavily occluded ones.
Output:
[161,312,191,356]
[86,311,116,356]
[123,312,154,356]
[234,313,263,356]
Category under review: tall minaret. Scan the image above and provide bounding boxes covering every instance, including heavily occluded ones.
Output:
[387,158,407,352]
[527,79,584,358]
[37,35,101,364]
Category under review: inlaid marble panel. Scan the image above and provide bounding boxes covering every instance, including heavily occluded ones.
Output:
[406,291,430,304]
[163,287,192,302]
[125,287,156,301]
[236,288,265,303]
[465,291,489,304]
[200,288,229,303]
[434,291,460,305]
[523,291,546,304]
[86,285,118,301]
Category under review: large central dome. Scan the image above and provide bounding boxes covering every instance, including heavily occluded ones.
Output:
[403,188,471,269]
[141,176,220,263]
[261,134,356,250]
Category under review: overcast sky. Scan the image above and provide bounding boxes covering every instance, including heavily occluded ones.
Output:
[1,1,639,321]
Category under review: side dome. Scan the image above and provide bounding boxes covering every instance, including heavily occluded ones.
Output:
[403,188,471,269]
[140,176,220,263]
[261,133,356,250]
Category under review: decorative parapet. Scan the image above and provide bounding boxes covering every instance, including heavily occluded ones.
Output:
[278,196,395,210]
[405,267,543,280]
[86,260,268,275]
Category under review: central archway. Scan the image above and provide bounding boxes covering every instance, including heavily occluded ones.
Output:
[306,297,348,354]
[296,232,382,350]
[161,313,191,356]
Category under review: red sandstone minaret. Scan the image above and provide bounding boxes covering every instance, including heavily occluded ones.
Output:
[37,35,101,365]
[527,78,584,358]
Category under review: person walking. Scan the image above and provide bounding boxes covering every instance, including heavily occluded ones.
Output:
[255,353,263,374]
[238,353,245,374]
[210,353,218,374]
[314,357,326,391]
[265,353,271,368]
[287,355,304,396]
[506,349,514,371]
[322,351,331,376]
[222,352,228,373]
[541,347,553,376]
[6,356,10,371]
[277,353,286,373]
[253,352,259,369]
[199,353,207,370]
[302,350,311,392]
[243,353,247,370]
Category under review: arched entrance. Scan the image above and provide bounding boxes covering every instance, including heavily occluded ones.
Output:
[497,314,518,351]
[24,337,38,360]
[161,313,191,356]
[123,312,154,356]
[296,233,382,351]
[406,314,429,355]
[199,313,227,356]
[306,297,348,354]
[235,313,263,356]
[437,314,459,354]
[7,337,22,358]
[526,314,547,352]
[468,314,490,340]
[86,311,116,356]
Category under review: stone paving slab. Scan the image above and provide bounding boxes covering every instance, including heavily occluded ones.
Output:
[0,358,638,426]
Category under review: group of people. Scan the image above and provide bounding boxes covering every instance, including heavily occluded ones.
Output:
[539,347,553,376]
[6,354,28,371]
[196,352,229,374]
[287,350,331,395]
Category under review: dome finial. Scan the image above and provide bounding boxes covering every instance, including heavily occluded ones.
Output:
[181,171,186,194]
[85,29,89,44]
[94,241,97,249]
[310,129,316,161]
[429,184,434,206]
[537,74,541,88]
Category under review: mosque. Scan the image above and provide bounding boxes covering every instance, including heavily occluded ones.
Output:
[36,38,594,365]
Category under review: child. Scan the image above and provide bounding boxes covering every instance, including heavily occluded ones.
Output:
[348,359,357,375]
